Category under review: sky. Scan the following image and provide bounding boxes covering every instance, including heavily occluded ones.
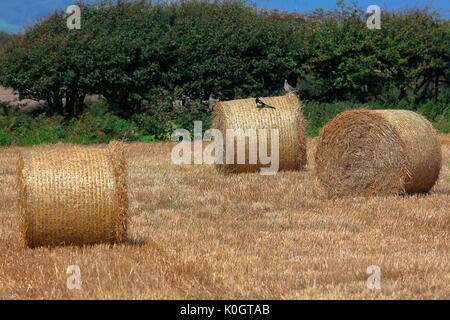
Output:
[260,0,449,16]
[0,0,449,33]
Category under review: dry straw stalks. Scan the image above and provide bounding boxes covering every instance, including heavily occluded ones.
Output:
[315,109,442,197]
[16,141,128,248]
[213,93,306,173]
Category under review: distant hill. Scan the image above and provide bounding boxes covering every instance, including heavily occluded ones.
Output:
[0,17,21,33]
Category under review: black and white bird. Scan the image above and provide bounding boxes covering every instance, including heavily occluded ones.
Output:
[255,97,276,109]
[284,79,297,93]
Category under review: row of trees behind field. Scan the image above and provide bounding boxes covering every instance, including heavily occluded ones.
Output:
[0,0,448,144]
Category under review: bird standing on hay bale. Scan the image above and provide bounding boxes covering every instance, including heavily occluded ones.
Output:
[209,94,220,112]
[212,94,307,174]
[255,97,276,109]
[284,80,297,93]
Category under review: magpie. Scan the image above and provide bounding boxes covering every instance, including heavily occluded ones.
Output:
[255,97,276,109]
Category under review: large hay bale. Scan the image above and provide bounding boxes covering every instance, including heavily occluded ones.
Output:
[17,142,128,248]
[315,109,442,197]
[212,93,306,173]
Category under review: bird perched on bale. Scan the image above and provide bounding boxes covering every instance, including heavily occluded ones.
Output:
[209,94,219,112]
[255,97,276,109]
[284,80,297,93]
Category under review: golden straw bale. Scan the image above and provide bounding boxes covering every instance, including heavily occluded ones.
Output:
[17,142,128,248]
[212,93,306,173]
[315,109,442,197]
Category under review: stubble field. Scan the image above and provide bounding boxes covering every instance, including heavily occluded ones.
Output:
[0,136,448,299]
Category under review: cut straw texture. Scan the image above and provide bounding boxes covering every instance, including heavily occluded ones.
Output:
[315,109,442,197]
[17,142,128,248]
[212,93,306,173]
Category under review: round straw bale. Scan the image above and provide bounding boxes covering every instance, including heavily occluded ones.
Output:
[315,109,442,197]
[212,93,306,173]
[17,141,128,248]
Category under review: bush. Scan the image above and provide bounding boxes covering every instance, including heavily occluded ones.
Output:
[85,99,110,118]
[67,113,140,144]
[0,130,11,146]
[303,99,449,137]
[417,100,449,121]
[303,101,366,136]
[136,90,211,140]
[0,98,447,147]
[433,111,450,134]
[17,116,66,146]
[0,111,141,146]
[0,113,66,146]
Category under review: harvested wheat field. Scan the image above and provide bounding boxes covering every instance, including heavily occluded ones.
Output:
[0,136,449,299]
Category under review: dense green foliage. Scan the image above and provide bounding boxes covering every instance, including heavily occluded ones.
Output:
[0,99,448,146]
[0,31,11,43]
[303,99,450,136]
[0,0,448,145]
[0,97,212,145]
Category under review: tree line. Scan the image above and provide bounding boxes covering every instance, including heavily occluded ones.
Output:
[0,0,448,121]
